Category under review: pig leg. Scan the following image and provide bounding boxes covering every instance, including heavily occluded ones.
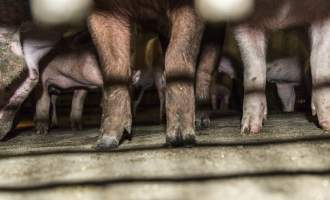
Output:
[70,89,88,131]
[310,18,330,131]
[195,25,225,130]
[133,87,147,116]
[34,85,51,135]
[154,70,166,122]
[0,23,60,138]
[51,95,58,127]
[211,94,218,110]
[88,12,132,149]
[165,6,204,146]
[276,83,296,112]
[234,25,267,134]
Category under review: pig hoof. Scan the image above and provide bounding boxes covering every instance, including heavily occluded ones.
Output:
[166,129,196,147]
[182,129,196,147]
[240,93,267,134]
[196,112,211,130]
[166,131,182,147]
[202,118,211,128]
[35,122,49,135]
[311,88,330,131]
[319,120,330,132]
[96,135,119,150]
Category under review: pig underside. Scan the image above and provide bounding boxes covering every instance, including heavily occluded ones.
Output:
[41,49,103,91]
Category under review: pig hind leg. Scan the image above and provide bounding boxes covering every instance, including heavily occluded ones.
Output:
[88,12,132,149]
[165,6,204,146]
[276,83,296,112]
[310,18,330,131]
[234,26,267,134]
[70,89,88,131]
[34,84,51,135]
[195,25,224,130]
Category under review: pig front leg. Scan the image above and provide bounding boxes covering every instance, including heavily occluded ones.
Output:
[234,26,267,134]
[34,85,51,135]
[310,18,330,131]
[276,83,296,112]
[195,25,225,129]
[88,12,132,149]
[165,6,204,146]
[70,89,88,131]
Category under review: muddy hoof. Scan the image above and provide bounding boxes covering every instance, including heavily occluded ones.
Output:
[96,135,119,150]
[166,134,182,147]
[166,129,196,147]
[182,129,196,147]
[196,116,211,130]
[35,122,49,135]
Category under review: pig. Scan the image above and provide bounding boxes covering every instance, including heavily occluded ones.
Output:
[0,0,67,139]
[132,37,166,121]
[34,42,103,135]
[267,56,304,112]
[195,25,226,130]
[35,35,166,135]
[212,56,305,113]
[231,0,330,134]
[0,0,91,139]
[88,0,205,149]
[210,56,237,112]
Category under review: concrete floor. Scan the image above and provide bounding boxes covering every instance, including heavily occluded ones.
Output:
[0,113,330,199]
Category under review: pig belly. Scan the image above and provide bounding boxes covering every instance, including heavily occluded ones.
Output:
[44,72,99,90]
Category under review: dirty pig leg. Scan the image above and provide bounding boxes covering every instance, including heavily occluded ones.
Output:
[70,89,88,131]
[276,83,296,112]
[88,12,132,149]
[234,25,267,134]
[195,25,225,130]
[34,85,51,135]
[310,18,330,131]
[51,95,59,127]
[165,6,204,146]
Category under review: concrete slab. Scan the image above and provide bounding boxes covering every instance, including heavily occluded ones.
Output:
[0,113,329,199]
[0,176,329,200]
